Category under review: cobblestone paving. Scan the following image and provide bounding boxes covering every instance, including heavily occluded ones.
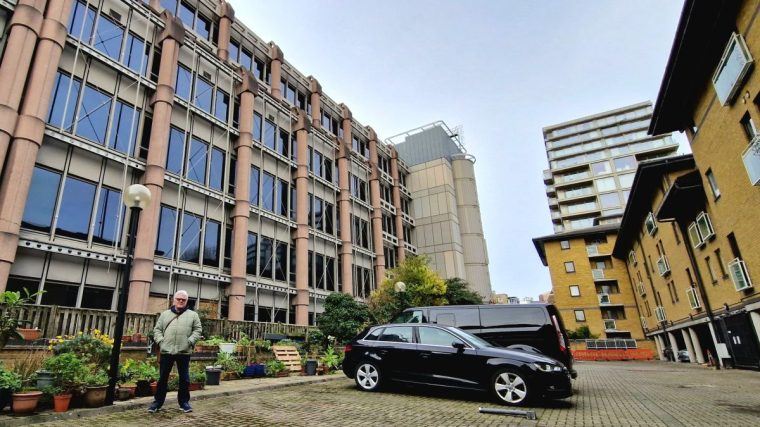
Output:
[36,361,760,426]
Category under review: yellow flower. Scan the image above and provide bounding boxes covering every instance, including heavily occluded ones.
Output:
[47,345,52,350]
[78,331,83,335]
[56,335,62,339]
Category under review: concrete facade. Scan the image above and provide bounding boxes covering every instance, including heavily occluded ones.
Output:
[0,0,418,325]
[391,122,493,300]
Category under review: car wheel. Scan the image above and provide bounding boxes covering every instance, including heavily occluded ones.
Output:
[355,361,382,391]
[491,368,530,406]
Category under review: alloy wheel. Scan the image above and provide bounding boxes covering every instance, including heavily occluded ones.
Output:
[493,370,528,405]
[355,363,380,391]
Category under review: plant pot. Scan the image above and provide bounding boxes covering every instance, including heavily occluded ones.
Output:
[83,386,108,408]
[0,388,12,411]
[275,371,290,378]
[17,328,42,341]
[218,343,236,353]
[132,333,143,343]
[35,369,55,390]
[305,360,318,376]
[196,344,218,353]
[122,335,132,343]
[11,391,43,414]
[53,394,72,412]
[188,382,204,391]
[205,368,221,386]
[135,380,152,397]
[119,384,136,400]
[150,381,158,395]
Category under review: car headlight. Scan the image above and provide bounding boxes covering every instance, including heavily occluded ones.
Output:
[533,362,564,373]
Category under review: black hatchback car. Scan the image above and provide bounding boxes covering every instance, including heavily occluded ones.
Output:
[342,324,572,406]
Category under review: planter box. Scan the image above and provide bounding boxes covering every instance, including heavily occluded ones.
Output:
[188,382,204,391]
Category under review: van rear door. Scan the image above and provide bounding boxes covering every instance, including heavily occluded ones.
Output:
[477,306,550,351]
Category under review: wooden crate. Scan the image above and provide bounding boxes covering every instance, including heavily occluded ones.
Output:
[272,345,302,372]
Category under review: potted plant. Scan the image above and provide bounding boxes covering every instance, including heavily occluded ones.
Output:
[133,360,158,397]
[123,328,134,343]
[189,364,206,391]
[236,333,253,353]
[215,352,243,380]
[117,358,137,400]
[82,370,109,408]
[0,289,43,349]
[0,364,21,411]
[265,359,288,377]
[42,353,88,412]
[319,347,341,373]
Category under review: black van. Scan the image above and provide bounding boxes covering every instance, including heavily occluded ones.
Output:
[391,303,576,378]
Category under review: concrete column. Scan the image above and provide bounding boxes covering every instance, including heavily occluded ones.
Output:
[688,327,705,364]
[667,331,679,356]
[0,0,46,178]
[367,127,385,285]
[337,105,353,295]
[654,335,664,360]
[681,328,696,364]
[269,43,283,99]
[0,0,74,292]
[293,109,310,324]
[707,322,725,368]
[127,13,185,312]
[216,1,234,62]
[389,147,405,263]
[228,68,257,320]
[308,77,321,128]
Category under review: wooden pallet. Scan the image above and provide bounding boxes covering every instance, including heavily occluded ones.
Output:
[272,345,302,372]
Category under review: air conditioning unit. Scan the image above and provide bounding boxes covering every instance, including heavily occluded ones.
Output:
[657,255,671,276]
[654,306,666,322]
[728,258,753,291]
[603,319,616,331]
[686,287,701,309]
[598,293,610,304]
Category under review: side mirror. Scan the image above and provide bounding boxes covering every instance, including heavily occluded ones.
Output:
[452,342,466,351]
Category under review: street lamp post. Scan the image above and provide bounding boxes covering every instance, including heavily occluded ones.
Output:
[394,281,408,311]
[105,184,152,405]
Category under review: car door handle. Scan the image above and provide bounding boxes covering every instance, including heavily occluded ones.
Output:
[419,351,431,359]
[378,350,388,356]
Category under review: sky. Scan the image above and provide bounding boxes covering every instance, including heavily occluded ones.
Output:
[230,0,688,300]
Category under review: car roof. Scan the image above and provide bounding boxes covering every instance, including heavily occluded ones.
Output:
[403,303,552,309]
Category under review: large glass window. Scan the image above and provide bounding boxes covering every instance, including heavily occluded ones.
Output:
[22,167,61,233]
[68,1,95,41]
[186,137,208,184]
[275,242,287,281]
[76,85,112,144]
[93,15,123,60]
[599,192,621,209]
[591,161,611,176]
[595,176,616,192]
[278,129,289,157]
[314,197,323,230]
[195,14,210,40]
[229,40,239,63]
[619,173,635,189]
[178,2,194,27]
[176,65,192,100]
[93,187,123,245]
[156,205,177,257]
[194,78,213,113]
[214,89,229,122]
[109,101,139,154]
[259,236,273,278]
[240,49,253,71]
[166,127,185,174]
[202,219,220,267]
[56,176,96,240]
[614,156,636,172]
[313,150,322,177]
[253,112,262,142]
[246,232,257,275]
[48,71,81,130]
[264,120,276,150]
[179,212,201,262]
[124,33,149,76]
[209,148,224,191]
[262,172,275,211]
[277,179,288,217]
[249,166,260,205]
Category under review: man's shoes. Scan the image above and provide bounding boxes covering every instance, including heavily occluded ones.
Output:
[179,402,193,413]
[147,402,162,413]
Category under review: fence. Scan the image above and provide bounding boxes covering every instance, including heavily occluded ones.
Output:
[6,304,314,341]
[572,349,654,361]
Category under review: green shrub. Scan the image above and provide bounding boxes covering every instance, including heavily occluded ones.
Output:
[43,353,88,393]
[264,359,287,376]
[0,364,22,392]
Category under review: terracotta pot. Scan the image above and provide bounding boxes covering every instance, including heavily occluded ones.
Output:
[17,328,42,341]
[53,394,72,412]
[83,386,108,408]
[122,335,132,343]
[188,382,204,391]
[275,371,290,378]
[150,381,158,395]
[11,391,43,415]
[119,385,136,400]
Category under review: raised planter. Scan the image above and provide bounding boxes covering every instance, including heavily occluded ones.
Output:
[188,382,204,391]
[12,390,43,414]
[17,328,42,341]
[83,386,108,408]
[275,371,290,378]
[118,384,136,400]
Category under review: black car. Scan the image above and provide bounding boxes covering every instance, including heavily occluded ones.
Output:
[342,323,572,406]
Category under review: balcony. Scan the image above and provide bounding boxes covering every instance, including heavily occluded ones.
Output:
[382,231,398,246]
[404,241,418,255]
[592,269,605,280]
[546,184,556,196]
[551,210,561,220]
[380,199,396,214]
[380,170,394,185]
[657,255,671,276]
[400,184,412,199]
[603,319,617,331]
[587,245,609,257]
[402,212,415,226]
[598,293,610,305]
[543,169,553,184]
[548,197,558,207]
[741,135,760,186]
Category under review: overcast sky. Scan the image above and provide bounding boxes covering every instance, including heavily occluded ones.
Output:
[230,0,688,300]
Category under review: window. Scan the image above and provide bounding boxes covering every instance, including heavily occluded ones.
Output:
[259,236,273,278]
[246,232,257,275]
[715,248,728,278]
[195,14,210,40]
[186,137,208,184]
[22,167,61,233]
[253,112,262,142]
[209,148,224,192]
[109,101,140,155]
[378,326,413,343]
[194,77,213,113]
[595,177,616,192]
[92,15,123,61]
[264,120,276,151]
[56,176,96,240]
[124,33,149,76]
[671,222,681,245]
[696,212,715,241]
[688,222,702,248]
[274,242,287,282]
[76,85,112,144]
[418,327,464,347]
[728,258,753,291]
[68,1,95,42]
[591,161,611,176]
[262,172,275,212]
[569,285,580,297]
[228,40,239,63]
[574,310,586,322]
[176,65,192,100]
[686,287,701,309]
[564,261,575,273]
[214,89,229,122]
[202,219,220,267]
[741,112,758,141]
[278,129,289,157]
[560,240,570,250]
[618,173,635,189]
[712,32,754,106]
[48,71,81,130]
[92,187,123,245]
[705,169,721,199]
[628,250,637,265]
[599,192,620,209]
[155,205,177,257]
[645,212,658,236]
[277,179,288,217]
[705,257,718,284]
[655,306,666,322]
[166,127,185,174]
[613,156,636,172]
[179,212,201,262]
[249,166,260,206]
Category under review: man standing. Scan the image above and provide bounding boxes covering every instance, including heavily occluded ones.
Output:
[148,290,202,413]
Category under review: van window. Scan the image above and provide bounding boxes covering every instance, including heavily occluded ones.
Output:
[431,307,479,328]
[392,310,425,323]
[481,307,546,328]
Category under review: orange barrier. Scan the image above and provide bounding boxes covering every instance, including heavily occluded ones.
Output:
[572,348,654,361]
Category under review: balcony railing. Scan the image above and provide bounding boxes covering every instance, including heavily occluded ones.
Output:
[543,169,553,184]
[586,245,600,256]
[742,136,760,186]
[603,319,617,331]
[598,293,611,305]
[592,269,605,280]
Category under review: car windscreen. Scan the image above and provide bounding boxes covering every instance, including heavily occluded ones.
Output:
[453,328,493,348]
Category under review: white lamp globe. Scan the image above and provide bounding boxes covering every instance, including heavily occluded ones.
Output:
[123,184,152,209]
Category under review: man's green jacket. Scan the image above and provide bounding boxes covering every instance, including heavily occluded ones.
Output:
[153,308,202,355]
